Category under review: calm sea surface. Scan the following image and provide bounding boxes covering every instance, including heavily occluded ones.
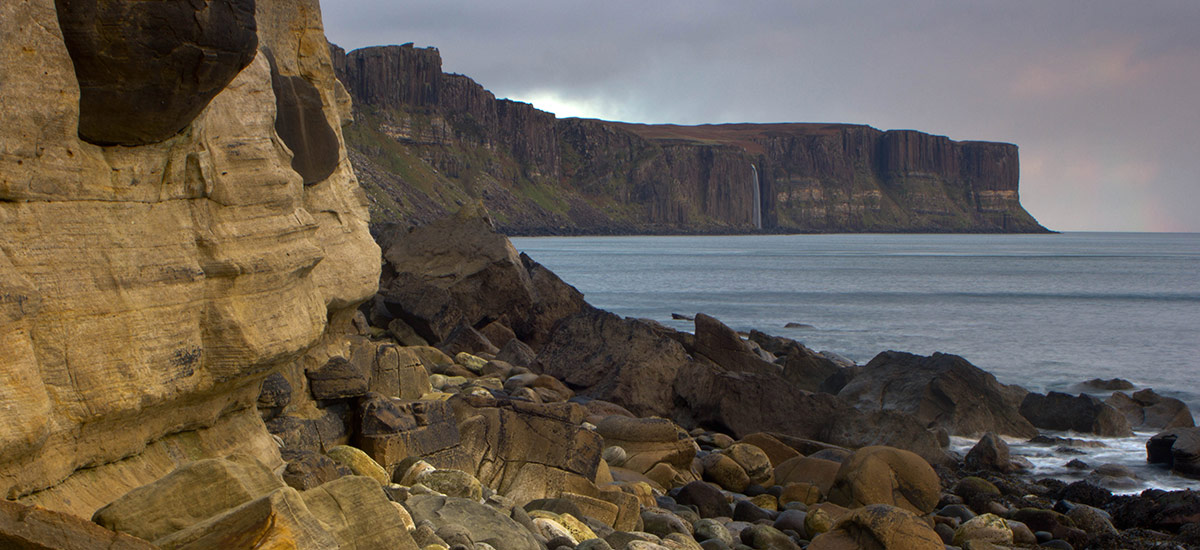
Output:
[512,232,1200,491]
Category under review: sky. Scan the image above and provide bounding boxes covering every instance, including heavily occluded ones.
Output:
[320,1,1200,232]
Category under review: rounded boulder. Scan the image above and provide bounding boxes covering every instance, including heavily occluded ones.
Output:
[827,446,940,514]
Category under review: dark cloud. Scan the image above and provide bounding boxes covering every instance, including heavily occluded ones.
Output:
[321,0,1200,231]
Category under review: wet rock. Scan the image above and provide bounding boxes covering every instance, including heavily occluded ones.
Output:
[1107,389,1194,430]
[964,432,1023,473]
[828,446,941,514]
[1064,504,1117,538]
[1019,391,1133,437]
[1075,378,1135,391]
[1147,427,1200,478]
[838,351,1036,438]
[268,52,340,184]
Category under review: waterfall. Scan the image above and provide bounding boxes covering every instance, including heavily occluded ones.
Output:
[750,164,763,230]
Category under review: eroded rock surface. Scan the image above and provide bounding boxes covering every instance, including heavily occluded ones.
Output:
[0,0,378,517]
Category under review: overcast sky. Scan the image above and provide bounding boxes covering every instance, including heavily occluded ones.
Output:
[321,1,1200,232]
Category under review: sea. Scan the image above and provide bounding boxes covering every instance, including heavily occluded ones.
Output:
[511,232,1200,493]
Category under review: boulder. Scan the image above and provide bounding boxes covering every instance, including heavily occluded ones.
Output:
[1146,427,1200,478]
[416,469,484,500]
[738,524,797,550]
[700,453,750,493]
[517,254,590,350]
[595,416,696,476]
[354,394,467,475]
[1075,378,1135,391]
[153,487,338,550]
[807,504,943,550]
[1107,389,1194,430]
[674,481,730,519]
[301,475,419,550]
[538,309,691,417]
[964,432,1023,473]
[1019,392,1133,437]
[673,362,948,465]
[92,455,284,543]
[773,456,840,495]
[266,405,353,453]
[406,495,542,550]
[722,443,774,487]
[281,449,351,490]
[748,330,842,392]
[439,324,500,357]
[692,314,779,376]
[952,513,1013,546]
[837,351,1036,438]
[326,445,389,485]
[0,498,157,550]
[455,398,603,503]
[827,447,940,515]
[737,433,801,467]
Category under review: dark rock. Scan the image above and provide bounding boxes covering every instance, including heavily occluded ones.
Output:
[1019,391,1133,437]
[1058,481,1112,508]
[671,313,695,321]
[1146,427,1200,478]
[1107,389,1194,430]
[1076,378,1135,391]
[306,356,369,401]
[692,314,779,376]
[256,372,292,420]
[640,508,692,538]
[479,320,517,350]
[55,0,258,145]
[517,255,590,351]
[496,338,537,368]
[745,331,839,392]
[355,394,466,474]
[1110,489,1200,532]
[937,504,976,524]
[783,322,813,329]
[1039,540,1073,550]
[438,324,500,357]
[732,500,775,523]
[965,432,1022,473]
[838,351,1036,438]
[265,403,351,452]
[279,449,349,491]
[1065,459,1089,470]
[952,476,1001,511]
[675,481,730,519]
[538,308,690,417]
[267,52,339,184]
[673,361,948,465]
[739,524,798,550]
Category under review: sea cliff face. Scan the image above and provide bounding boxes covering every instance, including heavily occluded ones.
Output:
[0,0,378,515]
[333,43,1046,234]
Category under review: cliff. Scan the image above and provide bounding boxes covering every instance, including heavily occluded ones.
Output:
[334,43,1046,234]
[0,0,378,516]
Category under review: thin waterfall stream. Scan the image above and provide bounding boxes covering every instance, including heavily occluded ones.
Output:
[750,164,762,229]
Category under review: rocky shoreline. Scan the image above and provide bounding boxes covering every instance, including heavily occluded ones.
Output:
[0,0,1194,548]
[19,205,1198,550]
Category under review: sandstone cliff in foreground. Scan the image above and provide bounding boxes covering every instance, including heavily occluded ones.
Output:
[0,0,378,515]
[332,43,1047,235]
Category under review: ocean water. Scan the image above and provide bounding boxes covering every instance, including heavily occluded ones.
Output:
[512,232,1200,492]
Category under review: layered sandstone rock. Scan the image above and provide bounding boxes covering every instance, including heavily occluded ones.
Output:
[0,0,377,517]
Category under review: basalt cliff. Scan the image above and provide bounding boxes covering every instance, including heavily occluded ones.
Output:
[332,43,1047,234]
